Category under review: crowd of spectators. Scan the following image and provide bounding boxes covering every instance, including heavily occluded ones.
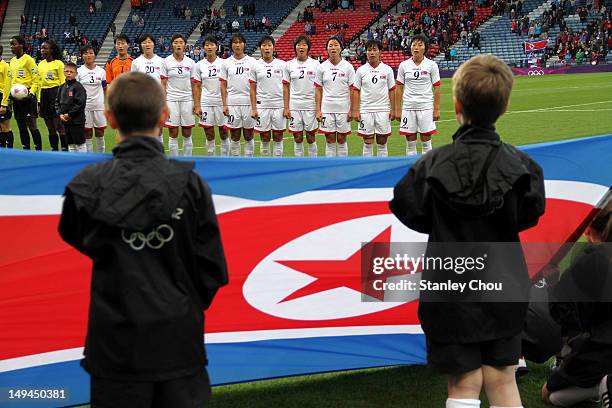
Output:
[308,0,357,12]
[510,0,610,65]
[351,0,488,63]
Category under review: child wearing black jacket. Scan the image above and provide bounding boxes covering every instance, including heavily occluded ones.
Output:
[542,204,612,406]
[58,72,228,407]
[390,54,545,408]
[55,62,86,152]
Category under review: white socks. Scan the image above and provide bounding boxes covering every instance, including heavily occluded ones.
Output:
[77,143,87,153]
[220,138,229,156]
[602,375,610,408]
[85,138,93,153]
[260,141,270,156]
[362,142,374,157]
[446,399,481,408]
[244,139,254,157]
[273,141,283,157]
[169,137,179,156]
[422,139,433,154]
[95,136,105,153]
[406,140,417,156]
[325,142,336,157]
[294,141,304,157]
[337,142,348,157]
[183,136,192,156]
[206,138,216,155]
[308,142,318,157]
[230,140,241,156]
[377,143,388,157]
[158,134,164,145]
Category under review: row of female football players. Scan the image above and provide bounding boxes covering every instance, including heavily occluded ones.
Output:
[0,32,441,157]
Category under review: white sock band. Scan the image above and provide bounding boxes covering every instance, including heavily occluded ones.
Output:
[183,137,193,156]
[446,399,481,408]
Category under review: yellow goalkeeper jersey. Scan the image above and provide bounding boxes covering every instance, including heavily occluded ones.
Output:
[1,53,39,107]
[38,59,65,92]
[0,60,8,96]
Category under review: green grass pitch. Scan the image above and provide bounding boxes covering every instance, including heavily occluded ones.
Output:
[40,71,609,407]
[8,72,612,155]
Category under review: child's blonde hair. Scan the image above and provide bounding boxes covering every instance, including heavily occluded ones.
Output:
[452,54,514,126]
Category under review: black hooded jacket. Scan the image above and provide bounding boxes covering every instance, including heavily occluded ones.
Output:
[58,136,228,381]
[390,124,545,343]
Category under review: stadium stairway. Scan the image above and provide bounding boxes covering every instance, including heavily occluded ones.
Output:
[96,0,133,65]
[185,0,226,47]
[21,0,123,61]
[199,0,302,56]
[274,0,396,61]
[0,0,26,62]
[434,0,552,69]
[252,0,313,58]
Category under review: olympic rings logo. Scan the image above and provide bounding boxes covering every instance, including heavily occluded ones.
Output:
[527,69,545,75]
[121,224,175,251]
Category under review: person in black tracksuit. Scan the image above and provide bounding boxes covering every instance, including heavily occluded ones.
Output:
[58,72,228,408]
[390,55,545,408]
[542,205,612,406]
[55,62,87,152]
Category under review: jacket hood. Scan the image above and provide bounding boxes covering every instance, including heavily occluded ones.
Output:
[67,136,194,230]
[426,124,533,216]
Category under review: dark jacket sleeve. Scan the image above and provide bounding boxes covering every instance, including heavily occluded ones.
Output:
[193,176,229,310]
[55,85,63,116]
[517,155,546,231]
[389,158,432,234]
[58,188,88,255]
[68,84,87,117]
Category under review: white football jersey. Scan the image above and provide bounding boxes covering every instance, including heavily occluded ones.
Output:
[161,54,195,102]
[130,54,164,82]
[353,62,395,113]
[250,58,287,109]
[314,59,355,114]
[219,54,256,106]
[77,65,106,111]
[396,57,440,110]
[285,57,319,111]
[192,57,223,107]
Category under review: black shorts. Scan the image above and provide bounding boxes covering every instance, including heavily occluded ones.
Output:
[65,124,85,145]
[39,87,59,119]
[0,94,12,120]
[427,334,522,374]
[12,93,38,120]
[90,370,211,408]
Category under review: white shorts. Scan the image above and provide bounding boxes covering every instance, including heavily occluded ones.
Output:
[166,100,195,128]
[225,105,254,130]
[399,109,437,136]
[199,106,224,128]
[85,110,107,129]
[357,112,392,137]
[288,110,318,133]
[319,112,351,134]
[255,108,285,133]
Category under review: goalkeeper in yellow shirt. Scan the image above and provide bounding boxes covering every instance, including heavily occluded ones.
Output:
[0,36,42,150]
[38,40,65,151]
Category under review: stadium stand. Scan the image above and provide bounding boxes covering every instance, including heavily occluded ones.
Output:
[349,0,493,68]
[110,0,209,59]
[435,0,610,68]
[21,0,123,61]
[0,0,8,36]
[274,0,396,61]
[196,0,301,55]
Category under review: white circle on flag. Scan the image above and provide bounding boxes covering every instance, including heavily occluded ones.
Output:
[242,214,427,321]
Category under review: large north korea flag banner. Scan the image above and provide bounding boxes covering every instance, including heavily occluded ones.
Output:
[0,134,611,407]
